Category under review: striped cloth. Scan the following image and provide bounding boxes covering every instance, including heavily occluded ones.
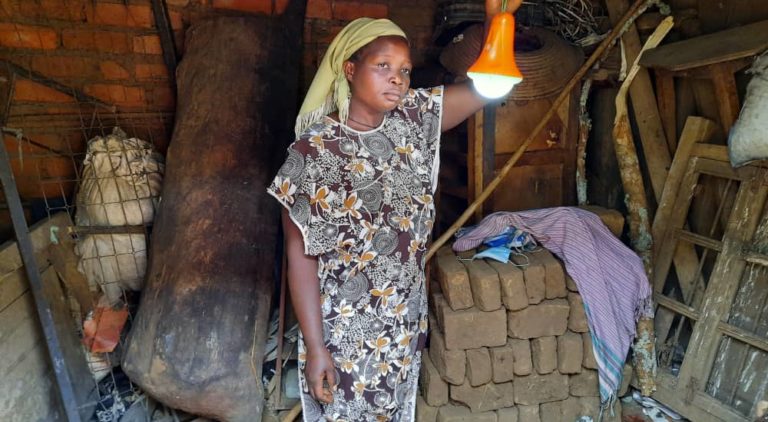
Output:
[453,207,654,405]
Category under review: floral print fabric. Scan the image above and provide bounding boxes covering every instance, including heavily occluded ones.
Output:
[267,87,443,422]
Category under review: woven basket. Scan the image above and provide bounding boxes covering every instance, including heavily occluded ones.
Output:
[440,25,584,100]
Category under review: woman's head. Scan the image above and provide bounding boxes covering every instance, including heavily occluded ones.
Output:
[344,35,412,114]
[295,18,408,136]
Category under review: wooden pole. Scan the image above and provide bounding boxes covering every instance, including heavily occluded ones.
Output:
[426,0,661,261]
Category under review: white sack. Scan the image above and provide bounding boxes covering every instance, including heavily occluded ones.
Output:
[729,51,768,167]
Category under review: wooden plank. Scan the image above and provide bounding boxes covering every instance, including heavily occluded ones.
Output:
[0,267,28,313]
[39,267,95,419]
[606,0,672,204]
[652,371,750,422]
[468,110,482,222]
[0,291,44,376]
[677,176,768,407]
[0,212,70,274]
[640,19,768,71]
[48,240,94,316]
[655,70,677,152]
[0,335,63,422]
[709,63,741,134]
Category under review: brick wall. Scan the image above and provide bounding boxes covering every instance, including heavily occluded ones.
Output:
[420,245,628,422]
[0,0,438,239]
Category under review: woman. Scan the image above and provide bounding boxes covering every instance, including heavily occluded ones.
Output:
[268,1,519,420]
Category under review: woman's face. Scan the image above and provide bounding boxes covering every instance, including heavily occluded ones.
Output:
[344,36,412,114]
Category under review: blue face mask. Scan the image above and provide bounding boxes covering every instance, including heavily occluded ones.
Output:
[461,246,513,264]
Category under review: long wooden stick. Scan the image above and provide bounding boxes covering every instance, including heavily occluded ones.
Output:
[426,0,660,261]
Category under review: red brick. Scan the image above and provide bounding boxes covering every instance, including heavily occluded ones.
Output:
[92,3,153,28]
[84,84,145,107]
[18,0,88,21]
[166,0,191,6]
[333,1,388,20]
[212,0,271,14]
[147,85,175,109]
[31,56,99,80]
[133,35,163,55]
[13,79,74,103]
[62,29,131,54]
[135,63,169,80]
[306,0,332,19]
[0,23,58,50]
[100,61,130,80]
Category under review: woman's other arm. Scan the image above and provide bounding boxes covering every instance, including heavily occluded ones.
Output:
[440,0,522,132]
[282,208,336,403]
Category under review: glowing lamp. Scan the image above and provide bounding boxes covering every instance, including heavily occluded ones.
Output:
[467,11,523,99]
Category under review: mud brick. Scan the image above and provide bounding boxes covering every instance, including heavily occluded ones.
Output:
[557,332,583,374]
[436,248,474,310]
[567,293,589,333]
[417,395,438,422]
[531,249,567,299]
[531,337,557,375]
[509,339,533,376]
[428,329,466,385]
[582,333,598,369]
[512,254,545,304]
[513,372,569,405]
[466,347,492,387]
[430,293,448,331]
[421,353,449,406]
[463,259,502,311]
[561,397,583,422]
[517,405,540,422]
[508,299,569,339]
[0,23,58,50]
[496,407,518,422]
[570,369,599,397]
[578,396,600,419]
[488,260,528,311]
[490,344,514,383]
[579,205,624,237]
[438,404,497,422]
[540,401,562,422]
[566,274,578,292]
[451,379,515,412]
[443,306,506,350]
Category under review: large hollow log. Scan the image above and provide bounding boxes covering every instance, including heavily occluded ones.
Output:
[122,10,303,421]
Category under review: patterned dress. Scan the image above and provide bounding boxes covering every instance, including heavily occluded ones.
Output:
[267,87,444,422]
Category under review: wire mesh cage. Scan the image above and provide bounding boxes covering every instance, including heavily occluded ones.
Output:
[0,55,178,421]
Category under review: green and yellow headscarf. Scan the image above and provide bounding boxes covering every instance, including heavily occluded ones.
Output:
[295,18,407,138]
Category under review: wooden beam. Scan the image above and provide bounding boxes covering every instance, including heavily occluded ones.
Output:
[606,0,672,202]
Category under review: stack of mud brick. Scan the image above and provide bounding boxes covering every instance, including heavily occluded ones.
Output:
[418,244,622,422]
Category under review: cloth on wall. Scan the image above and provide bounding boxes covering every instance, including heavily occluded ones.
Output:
[75,127,164,305]
[452,207,654,406]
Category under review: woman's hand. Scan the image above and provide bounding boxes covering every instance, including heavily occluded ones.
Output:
[305,346,337,404]
[486,0,523,16]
